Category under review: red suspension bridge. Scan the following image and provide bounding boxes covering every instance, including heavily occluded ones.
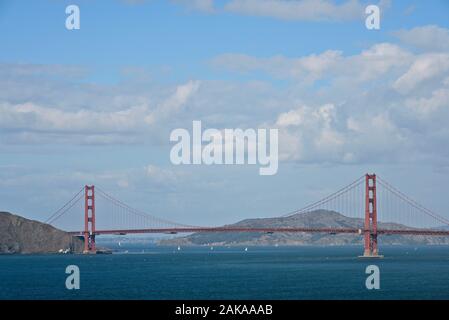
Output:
[45,174,449,257]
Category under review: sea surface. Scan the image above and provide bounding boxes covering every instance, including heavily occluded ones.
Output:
[1,245,449,300]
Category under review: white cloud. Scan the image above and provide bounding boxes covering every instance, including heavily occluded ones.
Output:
[224,0,365,21]
[2,37,449,167]
[276,109,305,127]
[145,164,181,185]
[0,102,148,132]
[0,77,200,144]
[171,0,215,13]
[393,54,449,94]
[145,80,200,124]
[405,87,449,115]
[212,43,411,83]
[153,0,391,22]
[348,43,412,81]
[212,50,342,82]
[272,102,414,165]
[275,104,345,162]
[394,25,449,52]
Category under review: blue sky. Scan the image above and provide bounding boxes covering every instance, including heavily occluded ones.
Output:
[1,0,449,227]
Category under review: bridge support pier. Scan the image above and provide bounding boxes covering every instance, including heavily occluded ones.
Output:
[83,185,96,254]
[360,174,383,258]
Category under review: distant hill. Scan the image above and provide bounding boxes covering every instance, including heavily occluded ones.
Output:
[435,225,449,231]
[0,211,83,254]
[159,210,449,246]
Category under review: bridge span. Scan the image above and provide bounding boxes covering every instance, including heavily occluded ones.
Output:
[47,174,449,257]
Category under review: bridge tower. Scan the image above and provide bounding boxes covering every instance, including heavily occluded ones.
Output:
[83,185,96,254]
[363,174,380,257]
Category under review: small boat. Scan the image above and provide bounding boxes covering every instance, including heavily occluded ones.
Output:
[244,247,248,252]
[177,246,181,251]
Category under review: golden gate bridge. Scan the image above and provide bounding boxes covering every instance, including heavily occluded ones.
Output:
[44,174,449,257]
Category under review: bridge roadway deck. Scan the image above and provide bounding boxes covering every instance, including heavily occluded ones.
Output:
[68,227,449,237]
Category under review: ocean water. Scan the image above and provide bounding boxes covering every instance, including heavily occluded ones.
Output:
[1,245,449,300]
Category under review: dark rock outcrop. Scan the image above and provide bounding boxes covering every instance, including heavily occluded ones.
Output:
[0,211,83,254]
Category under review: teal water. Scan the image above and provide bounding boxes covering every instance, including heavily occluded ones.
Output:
[1,245,449,300]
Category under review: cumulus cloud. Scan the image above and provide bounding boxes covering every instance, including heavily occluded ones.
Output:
[275,104,345,162]
[145,164,181,185]
[2,36,449,167]
[0,102,147,132]
[217,41,446,165]
[272,102,415,165]
[0,72,201,145]
[393,54,449,94]
[145,80,200,124]
[0,101,150,145]
[212,43,412,85]
[409,89,449,114]
[212,50,342,82]
[393,25,449,52]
